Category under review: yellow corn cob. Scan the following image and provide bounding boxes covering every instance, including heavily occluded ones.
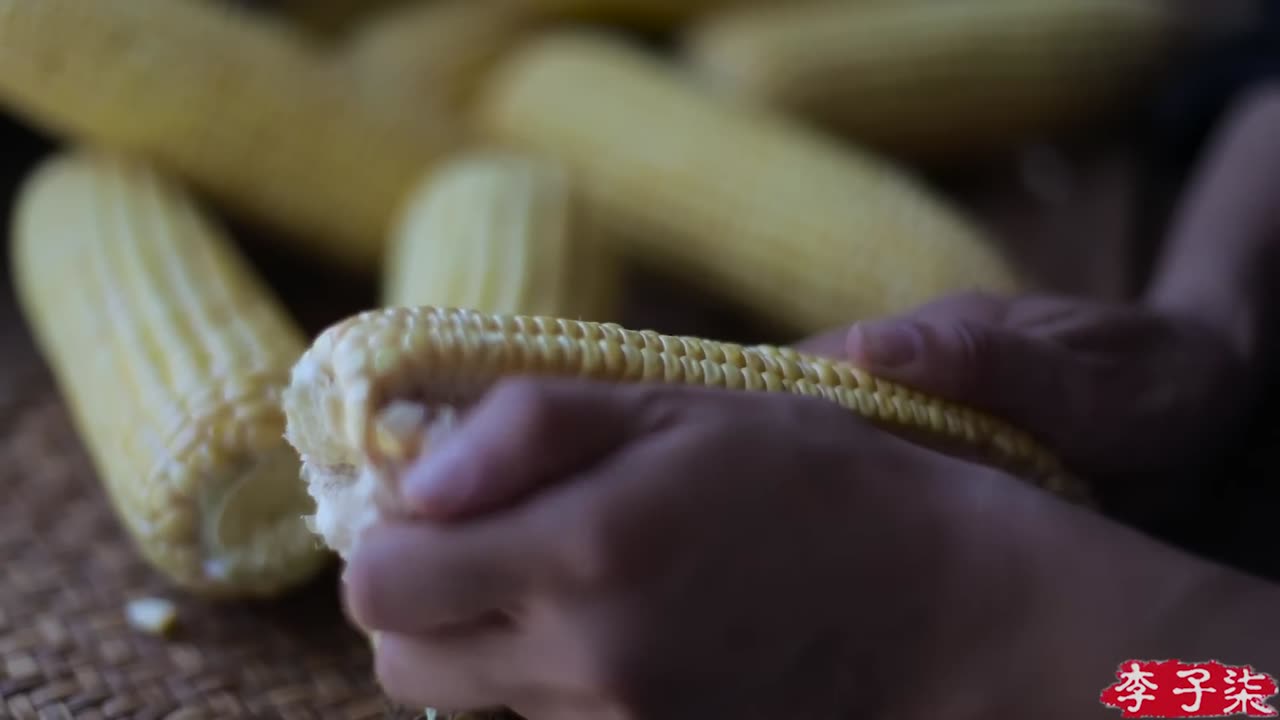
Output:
[474,32,1023,334]
[0,0,459,272]
[337,0,540,116]
[282,305,1085,557]
[383,150,621,322]
[503,0,765,27]
[683,0,1182,162]
[10,152,328,597]
[273,0,410,39]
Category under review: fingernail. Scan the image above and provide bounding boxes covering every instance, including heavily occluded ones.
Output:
[851,321,919,368]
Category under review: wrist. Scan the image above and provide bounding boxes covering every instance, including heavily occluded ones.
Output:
[1146,84,1280,379]
[919,475,1280,720]
[1153,279,1271,389]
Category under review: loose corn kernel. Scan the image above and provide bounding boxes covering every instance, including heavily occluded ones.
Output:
[125,597,180,637]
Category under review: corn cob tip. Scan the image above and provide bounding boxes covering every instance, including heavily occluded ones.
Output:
[284,305,1089,558]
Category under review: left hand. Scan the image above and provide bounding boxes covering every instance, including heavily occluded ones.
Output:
[340,378,1250,719]
[342,378,1026,718]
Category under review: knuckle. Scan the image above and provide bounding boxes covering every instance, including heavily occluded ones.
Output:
[939,320,994,395]
[948,320,990,365]
[560,511,627,587]
[625,383,687,433]
[489,377,564,437]
[489,377,555,420]
[769,386,836,416]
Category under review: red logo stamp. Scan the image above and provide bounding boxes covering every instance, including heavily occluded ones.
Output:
[1100,660,1278,717]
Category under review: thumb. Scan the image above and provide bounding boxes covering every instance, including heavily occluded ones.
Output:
[399,377,642,521]
[845,307,1089,454]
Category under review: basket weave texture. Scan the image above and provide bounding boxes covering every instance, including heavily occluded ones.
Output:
[0,288,431,719]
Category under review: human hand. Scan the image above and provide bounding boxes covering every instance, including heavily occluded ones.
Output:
[343,378,1040,718]
[795,87,1280,530]
[344,377,1280,720]
[797,290,1263,529]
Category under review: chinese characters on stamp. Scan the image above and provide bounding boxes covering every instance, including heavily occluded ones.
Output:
[1100,660,1277,718]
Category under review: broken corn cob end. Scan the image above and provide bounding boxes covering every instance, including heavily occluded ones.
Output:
[283,306,1086,559]
[11,152,328,597]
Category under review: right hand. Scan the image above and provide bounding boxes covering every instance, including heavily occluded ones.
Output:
[796,290,1262,530]
[798,85,1280,532]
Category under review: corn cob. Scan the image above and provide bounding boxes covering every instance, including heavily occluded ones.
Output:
[273,0,410,39]
[383,150,621,322]
[283,305,1086,559]
[683,0,1182,162]
[502,0,766,27]
[337,0,540,116]
[10,152,328,597]
[474,32,1024,334]
[0,0,459,272]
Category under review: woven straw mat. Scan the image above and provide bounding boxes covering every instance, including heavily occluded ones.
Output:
[0,273,439,718]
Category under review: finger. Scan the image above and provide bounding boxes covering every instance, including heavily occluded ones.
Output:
[345,520,540,633]
[844,297,1088,451]
[374,630,524,713]
[841,291,1013,378]
[844,291,1011,393]
[400,377,643,519]
[790,325,854,359]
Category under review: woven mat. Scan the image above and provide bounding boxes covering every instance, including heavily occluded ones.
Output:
[0,294,437,719]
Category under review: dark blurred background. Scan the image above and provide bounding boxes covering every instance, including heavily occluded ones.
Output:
[2,1,1277,344]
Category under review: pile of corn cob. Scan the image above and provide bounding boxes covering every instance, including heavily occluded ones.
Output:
[0,0,1179,606]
